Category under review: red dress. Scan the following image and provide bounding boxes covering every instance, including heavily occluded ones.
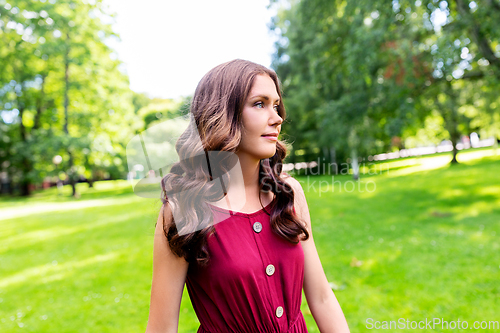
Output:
[185,199,308,332]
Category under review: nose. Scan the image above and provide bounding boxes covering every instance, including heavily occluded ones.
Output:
[269,108,283,126]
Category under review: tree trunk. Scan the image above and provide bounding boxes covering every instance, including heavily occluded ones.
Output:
[17,90,32,196]
[439,82,461,165]
[351,147,360,181]
[33,74,46,130]
[493,128,499,155]
[330,146,337,175]
[20,156,32,196]
[450,133,460,164]
[63,32,77,197]
[448,95,460,165]
[348,128,360,180]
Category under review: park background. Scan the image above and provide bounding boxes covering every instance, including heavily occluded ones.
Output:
[1,0,499,332]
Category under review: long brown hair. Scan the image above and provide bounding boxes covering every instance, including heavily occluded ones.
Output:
[160,59,309,266]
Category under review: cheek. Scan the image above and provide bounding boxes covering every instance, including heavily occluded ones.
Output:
[241,110,261,137]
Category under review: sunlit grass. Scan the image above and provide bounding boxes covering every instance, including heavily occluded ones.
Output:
[364,146,499,177]
[0,148,499,332]
[298,148,500,332]
[0,252,120,289]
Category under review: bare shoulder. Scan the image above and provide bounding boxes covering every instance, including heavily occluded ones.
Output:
[280,172,310,231]
[281,171,304,195]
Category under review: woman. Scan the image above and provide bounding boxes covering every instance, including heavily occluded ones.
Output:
[145,59,350,333]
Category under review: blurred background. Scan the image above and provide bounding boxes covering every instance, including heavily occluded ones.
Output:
[1,0,499,332]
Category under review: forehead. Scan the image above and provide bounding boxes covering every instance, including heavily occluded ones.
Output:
[249,74,279,98]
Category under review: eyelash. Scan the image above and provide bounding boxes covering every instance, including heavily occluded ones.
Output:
[254,101,280,113]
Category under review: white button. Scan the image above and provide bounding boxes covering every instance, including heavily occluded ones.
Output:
[276,306,283,318]
[266,264,275,276]
[253,222,262,233]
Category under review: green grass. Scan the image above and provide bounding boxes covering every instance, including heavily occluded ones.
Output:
[1,147,499,332]
[296,147,500,332]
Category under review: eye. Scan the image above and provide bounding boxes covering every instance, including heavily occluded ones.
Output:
[254,101,264,109]
[274,104,280,113]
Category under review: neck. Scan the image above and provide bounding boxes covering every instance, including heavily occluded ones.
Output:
[212,152,268,211]
[235,152,261,193]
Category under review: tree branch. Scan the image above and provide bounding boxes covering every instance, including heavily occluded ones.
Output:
[486,0,500,12]
[462,70,485,79]
[454,0,500,71]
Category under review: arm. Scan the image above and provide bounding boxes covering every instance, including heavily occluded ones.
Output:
[145,204,189,333]
[283,175,350,333]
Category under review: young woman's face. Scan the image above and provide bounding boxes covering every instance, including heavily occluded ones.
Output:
[237,74,283,162]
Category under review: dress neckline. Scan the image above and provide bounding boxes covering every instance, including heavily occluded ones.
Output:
[208,196,276,217]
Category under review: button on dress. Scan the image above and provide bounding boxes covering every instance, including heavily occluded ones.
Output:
[185,199,308,333]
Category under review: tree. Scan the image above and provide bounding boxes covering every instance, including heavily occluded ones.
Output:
[0,0,140,196]
[270,0,500,171]
[270,0,431,178]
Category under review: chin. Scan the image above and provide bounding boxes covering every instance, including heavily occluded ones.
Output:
[239,144,277,161]
[261,148,277,160]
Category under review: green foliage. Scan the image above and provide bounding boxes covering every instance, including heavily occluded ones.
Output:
[138,98,185,129]
[131,92,152,114]
[0,0,143,195]
[270,0,500,167]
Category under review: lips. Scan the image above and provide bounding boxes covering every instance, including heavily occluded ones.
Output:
[261,133,278,141]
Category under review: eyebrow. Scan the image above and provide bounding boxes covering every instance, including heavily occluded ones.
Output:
[249,94,280,103]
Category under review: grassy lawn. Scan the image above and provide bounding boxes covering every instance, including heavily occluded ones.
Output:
[0,147,499,332]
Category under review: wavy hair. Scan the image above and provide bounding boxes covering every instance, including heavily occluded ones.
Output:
[160,59,309,266]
